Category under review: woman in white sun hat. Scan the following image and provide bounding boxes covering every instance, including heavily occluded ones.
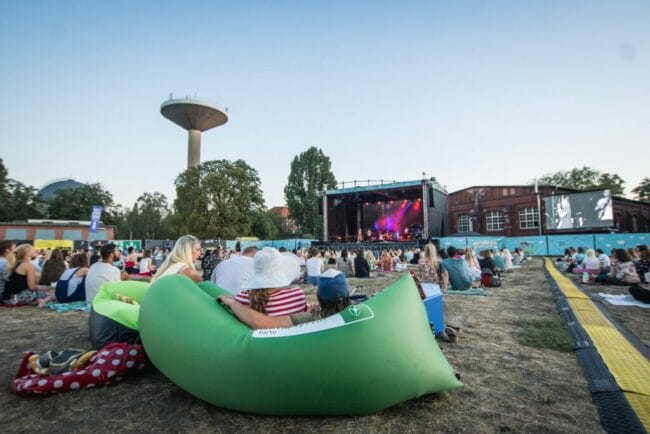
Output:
[233,247,307,317]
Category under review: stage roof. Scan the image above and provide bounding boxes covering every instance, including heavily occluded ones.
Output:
[325,180,423,196]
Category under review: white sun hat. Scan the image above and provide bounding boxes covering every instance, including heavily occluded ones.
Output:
[241,247,300,290]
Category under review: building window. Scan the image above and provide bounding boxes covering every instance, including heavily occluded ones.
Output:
[519,207,539,230]
[89,229,107,241]
[457,214,470,232]
[486,210,504,231]
[63,230,83,240]
[34,229,55,240]
[4,229,27,240]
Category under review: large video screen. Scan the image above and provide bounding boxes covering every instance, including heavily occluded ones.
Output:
[544,190,614,231]
[361,199,423,240]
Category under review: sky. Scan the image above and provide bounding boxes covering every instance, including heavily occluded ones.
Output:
[1,1,648,211]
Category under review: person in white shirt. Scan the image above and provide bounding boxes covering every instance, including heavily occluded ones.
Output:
[305,246,324,285]
[85,243,128,306]
[210,246,258,294]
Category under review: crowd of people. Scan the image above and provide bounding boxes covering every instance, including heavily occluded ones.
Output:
[560,244,650,286]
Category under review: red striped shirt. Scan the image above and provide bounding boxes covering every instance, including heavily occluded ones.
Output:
[235,287,308,317]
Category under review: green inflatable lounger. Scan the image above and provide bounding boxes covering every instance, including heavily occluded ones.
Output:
[139,274,463,416]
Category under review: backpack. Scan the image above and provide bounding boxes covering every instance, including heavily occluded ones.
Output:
[55,268,87,303]
[481,269,502,288]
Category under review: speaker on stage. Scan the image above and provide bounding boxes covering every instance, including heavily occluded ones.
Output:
[428,186,435,207]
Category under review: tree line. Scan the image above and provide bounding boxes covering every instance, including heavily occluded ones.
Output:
[2,155,648,242]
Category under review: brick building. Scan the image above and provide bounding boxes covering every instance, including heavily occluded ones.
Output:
[267,206,299,234]
[447,185,650,236]
[0,219,115,242]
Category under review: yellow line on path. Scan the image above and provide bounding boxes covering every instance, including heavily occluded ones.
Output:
[545,258,650,428]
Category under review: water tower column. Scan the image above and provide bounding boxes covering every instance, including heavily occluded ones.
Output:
[188,129,201,168]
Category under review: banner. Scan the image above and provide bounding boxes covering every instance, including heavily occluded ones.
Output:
[466,236,505,252]
[546,235,594,256]
[505,236,548,256]
[225,239,316,251]
[595,233,650,252]
[113,240,143,251]
[34,240,74,251]
[438,237,467,250]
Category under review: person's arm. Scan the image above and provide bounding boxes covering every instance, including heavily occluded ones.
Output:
[25,264,38,290]
[180,266,202,283]
[217,295,293,329]
[441,269,449,292]
[120,270,129,280]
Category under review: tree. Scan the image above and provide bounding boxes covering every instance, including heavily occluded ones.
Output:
[536,166,625,196]
[284,147,337,237]
[249,210,278,240]
[173,159,266,239]
[47,183,120,223]
[0,159,44,221]
[117,192,175,240]
[632,178,650,203]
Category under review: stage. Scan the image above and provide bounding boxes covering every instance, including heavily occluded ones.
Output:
[322,178,448,243]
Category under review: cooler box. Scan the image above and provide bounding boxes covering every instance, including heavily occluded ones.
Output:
[422,283,444,335]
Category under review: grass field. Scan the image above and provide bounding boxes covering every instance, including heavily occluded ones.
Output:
[2,257,645,432]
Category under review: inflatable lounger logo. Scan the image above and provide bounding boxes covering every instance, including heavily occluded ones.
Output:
[252,304,374,339]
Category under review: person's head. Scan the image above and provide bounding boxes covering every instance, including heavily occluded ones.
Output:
[308,247,319,258]
[244,247,301,314]
[0,240,15,258]
[341,249,348,260]
[604,190,611,198]
[438,248,448,260]
[49,248,63,263]
[143,249,151,259]
[585,248,596,258]
[577,247,584,254]
[483,249,493,260]
[317,269,350,316]
[278,247,287,253]
[596,248,604,256]
[242,246,259,258]
[464,247,476,261]
[366,250,375,261]
[127,246,134,254]
[70,253,89,268]
[9,244,34,274]
[447,246,457,257]
[638,245,649,260]
[569,247,576,254]
[424,243,437,261]
[627,247,638,259]
[100,243,118,262]
[151,235,201,281]
[614,249,631,263]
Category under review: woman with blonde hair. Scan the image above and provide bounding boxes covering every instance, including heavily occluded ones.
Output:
[2,244,51,305]
[151,235,202,283]
[366,250,377,271]
[418,243,439,283]
[464,247,482,282]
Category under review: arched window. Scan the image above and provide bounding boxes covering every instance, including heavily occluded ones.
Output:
[486,210,504,231]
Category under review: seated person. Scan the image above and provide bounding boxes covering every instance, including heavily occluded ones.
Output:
[234,247,307,317]
[305,247,324,285]
[210,246,258,295]
[54,253,89,303]
[595,248,612,276]
[596,249,640,285]
[478,250,500,278]
[354,249,370,278]
[501,248,515,272]
[492,250,506,273]
[380,250,393,272]
[124,246,139,274]
[634,244,649,284]
[417,243,439,283]
[2,244,52,306]
[464,247,482,282]
[336,249,355,277]
[39,248,67,286]
[151,235,202,283]
[138,249,156,276]
[218,269,350,328]
[572,248,601,276]
[440,246,481,291]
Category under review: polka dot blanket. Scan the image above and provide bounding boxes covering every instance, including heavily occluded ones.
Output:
[13,343,146,395]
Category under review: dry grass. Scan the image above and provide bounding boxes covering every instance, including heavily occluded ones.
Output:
[0,258,618,432]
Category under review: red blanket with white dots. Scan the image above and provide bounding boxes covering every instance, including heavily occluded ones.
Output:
[13,343,145,395]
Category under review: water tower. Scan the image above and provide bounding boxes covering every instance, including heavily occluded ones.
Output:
[161,96,229,168]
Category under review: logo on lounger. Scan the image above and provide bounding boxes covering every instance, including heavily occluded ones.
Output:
[252,304,375,339]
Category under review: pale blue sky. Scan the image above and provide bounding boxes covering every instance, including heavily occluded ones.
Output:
[1,1,648,210]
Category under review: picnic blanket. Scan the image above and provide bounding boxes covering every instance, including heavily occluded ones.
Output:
[446,288,487,296]
[598,293,650,308]
[46,301,90,313]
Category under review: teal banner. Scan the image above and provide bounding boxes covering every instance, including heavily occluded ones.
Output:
[594,233,650,252]
[466,236,505,252]
[504,236,548,256]
[225,239,316,252]
[438,237,468,249]
[547,235,594,255]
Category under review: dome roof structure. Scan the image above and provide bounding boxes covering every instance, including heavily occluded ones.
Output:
[38,179,85,202]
